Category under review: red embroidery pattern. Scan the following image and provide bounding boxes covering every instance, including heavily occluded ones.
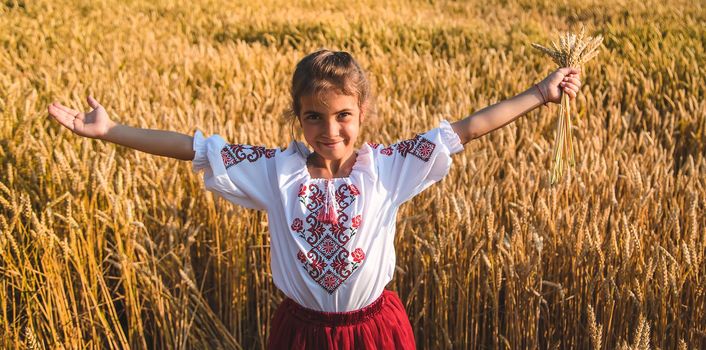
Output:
[351,215,362,229]
[351,248,365,263]
[291,218,303,232]
[221,144,276,169]
[349,184,360,196]
[379,134,436,162]
[290,182,365,294]
[297,184,307,203]
[367,142,381,149]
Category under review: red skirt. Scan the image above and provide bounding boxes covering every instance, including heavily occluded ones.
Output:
[267,290,416,350]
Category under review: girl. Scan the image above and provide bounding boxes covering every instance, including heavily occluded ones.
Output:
[47,49,581,349]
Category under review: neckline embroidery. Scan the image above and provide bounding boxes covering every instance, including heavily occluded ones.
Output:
[291,181,365,294]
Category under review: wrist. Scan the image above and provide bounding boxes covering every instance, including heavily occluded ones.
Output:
[534,83,548,107]
[101,120,120,141]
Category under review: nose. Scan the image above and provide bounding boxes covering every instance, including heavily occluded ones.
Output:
[323,119,340,138]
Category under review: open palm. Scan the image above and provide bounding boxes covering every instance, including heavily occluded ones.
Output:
[47,96,112,139]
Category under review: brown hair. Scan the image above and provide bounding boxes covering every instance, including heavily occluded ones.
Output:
[287,49,376,123]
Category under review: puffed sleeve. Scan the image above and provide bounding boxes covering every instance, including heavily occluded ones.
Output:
[191,130,279,211]
[375,120,464,207]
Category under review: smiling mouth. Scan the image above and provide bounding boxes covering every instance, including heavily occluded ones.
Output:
[321,141,342,147]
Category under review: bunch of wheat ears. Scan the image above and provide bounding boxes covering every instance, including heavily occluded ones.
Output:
[532,27,603,184]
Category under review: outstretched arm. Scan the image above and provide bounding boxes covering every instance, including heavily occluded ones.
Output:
[101,122,195,161]
[450,67,581,145]
[48,96,195,161]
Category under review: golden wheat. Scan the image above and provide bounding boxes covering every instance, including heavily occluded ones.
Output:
[1,0,704,349]
[532,26,604,184]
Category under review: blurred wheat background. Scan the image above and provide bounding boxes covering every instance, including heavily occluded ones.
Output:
[1,0,705,349]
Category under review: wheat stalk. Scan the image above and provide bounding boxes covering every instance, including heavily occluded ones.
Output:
[532,26,604,184]
[587,304,603,350]
[24,326,41,350]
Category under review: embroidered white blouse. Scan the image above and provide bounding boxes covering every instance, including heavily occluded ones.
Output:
[192,119,464,312]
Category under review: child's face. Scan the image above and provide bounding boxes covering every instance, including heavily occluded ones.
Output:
[299,90,364,161]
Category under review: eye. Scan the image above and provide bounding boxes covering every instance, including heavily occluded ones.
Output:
[305,114,320,120]
[337,112,351,119]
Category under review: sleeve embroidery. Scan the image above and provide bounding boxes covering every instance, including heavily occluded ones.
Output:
[380,134,436,162]
[373,124,459,207]
[221,143,276,169]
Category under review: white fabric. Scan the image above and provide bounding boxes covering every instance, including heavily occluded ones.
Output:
[192,120,463,312]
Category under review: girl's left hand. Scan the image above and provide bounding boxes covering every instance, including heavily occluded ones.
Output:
[538,67,582,104]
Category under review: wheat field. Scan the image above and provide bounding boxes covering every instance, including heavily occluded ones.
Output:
[1,0,705,349]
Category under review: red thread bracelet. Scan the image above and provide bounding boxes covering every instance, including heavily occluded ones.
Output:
[535,84,548,107]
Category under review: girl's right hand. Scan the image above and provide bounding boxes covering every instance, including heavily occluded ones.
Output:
[47,96,114,139]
